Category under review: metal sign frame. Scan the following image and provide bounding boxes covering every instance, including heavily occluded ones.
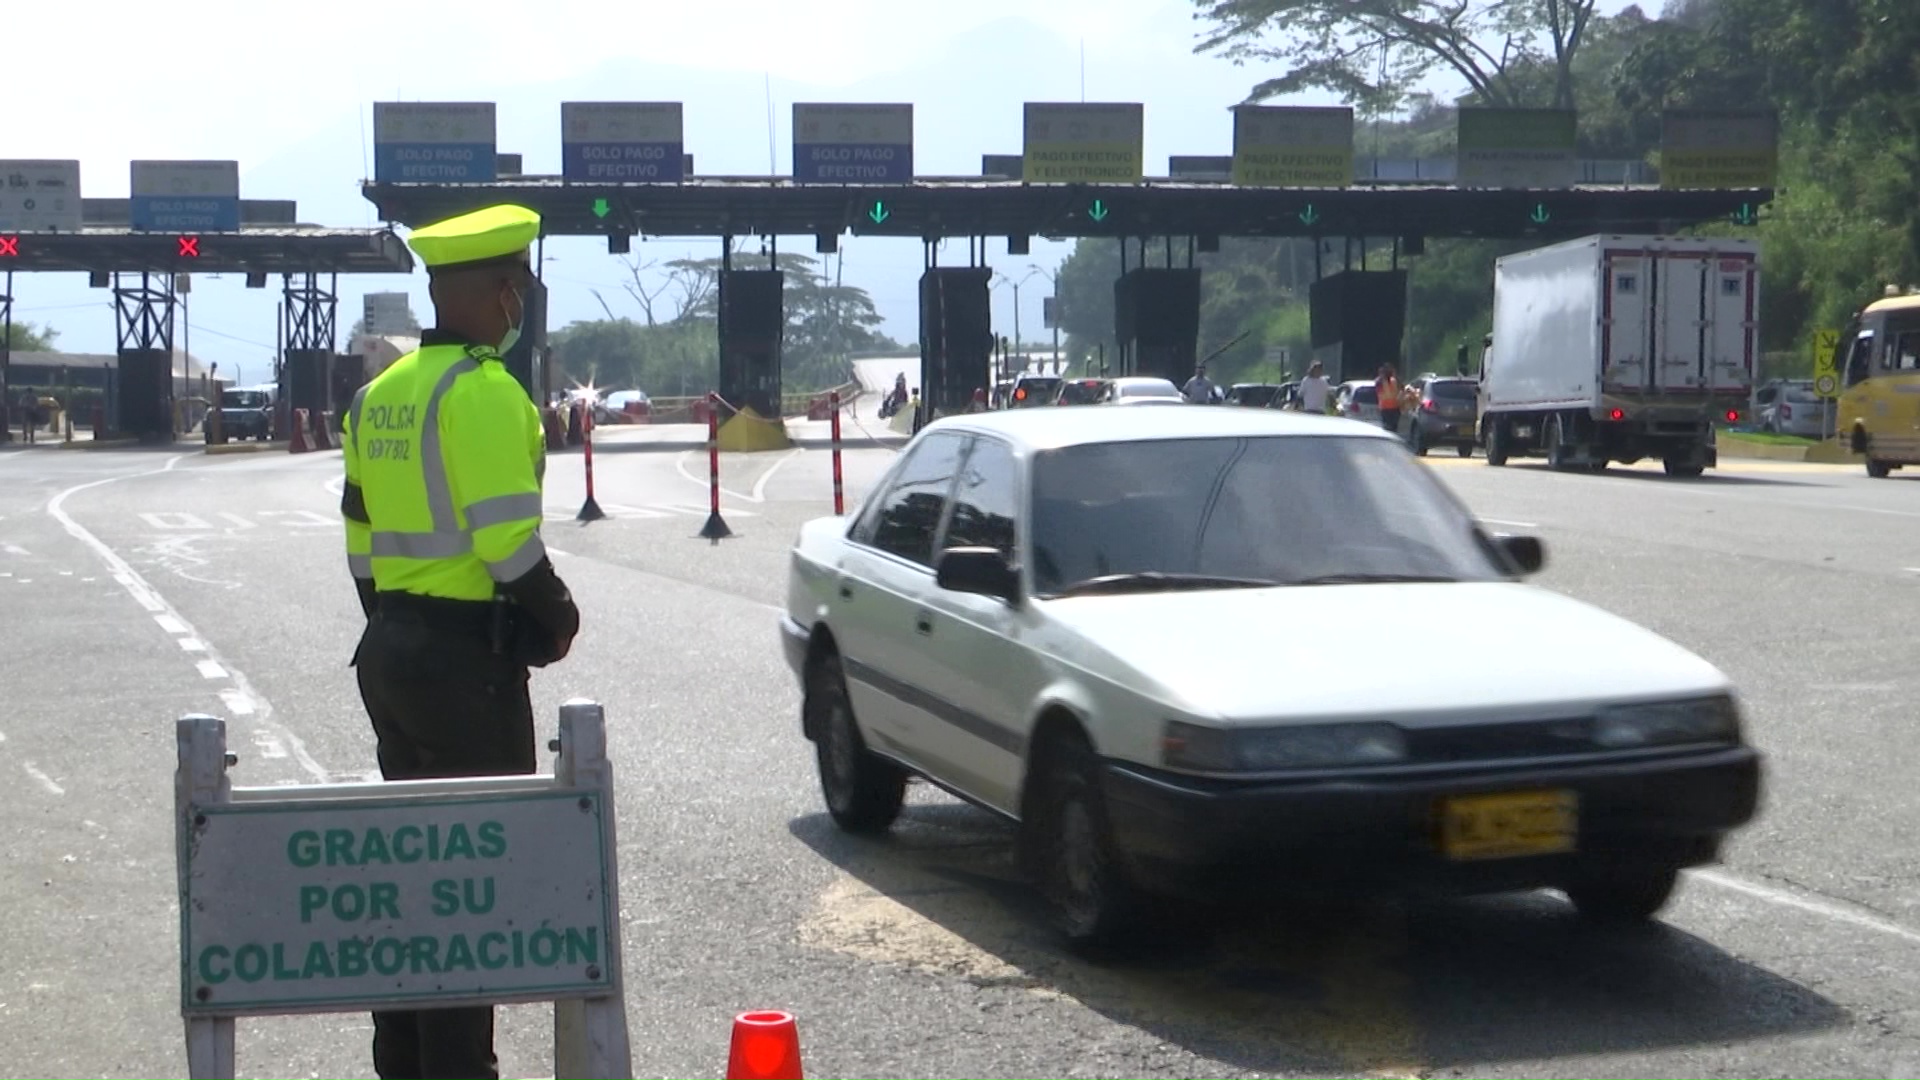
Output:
[174,699,632,1080]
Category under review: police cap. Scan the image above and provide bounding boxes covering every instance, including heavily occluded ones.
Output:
[408,205,541,275]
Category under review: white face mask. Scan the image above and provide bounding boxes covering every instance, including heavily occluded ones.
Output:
[498,289,525,354]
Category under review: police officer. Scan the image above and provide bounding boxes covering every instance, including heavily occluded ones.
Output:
[339,204,580,1080]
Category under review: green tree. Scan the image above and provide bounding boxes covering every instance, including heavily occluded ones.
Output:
[1194,0,1599,111]
[3,321,58,351]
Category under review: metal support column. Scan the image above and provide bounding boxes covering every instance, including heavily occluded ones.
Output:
[112,272,178,440]
[281,272,339,439]
[1,269,12,442]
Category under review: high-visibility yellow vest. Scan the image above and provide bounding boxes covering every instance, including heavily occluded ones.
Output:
[342,341,547,601]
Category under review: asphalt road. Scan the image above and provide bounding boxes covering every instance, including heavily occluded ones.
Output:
[2,419,1918,1079]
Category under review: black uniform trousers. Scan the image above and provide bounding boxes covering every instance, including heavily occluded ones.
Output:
[354,597,536,1080]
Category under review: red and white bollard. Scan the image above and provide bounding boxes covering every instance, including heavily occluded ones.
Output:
[829,391,845,516]
[698,391,733,540]
[577,401,605,522]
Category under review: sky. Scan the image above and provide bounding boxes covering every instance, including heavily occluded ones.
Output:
[4,0,1648,385]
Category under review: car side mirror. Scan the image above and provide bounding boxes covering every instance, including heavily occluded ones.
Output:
[935,546,1021,604]
[1493,533,1546,576]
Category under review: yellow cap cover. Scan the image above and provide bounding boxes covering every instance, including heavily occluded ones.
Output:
[407,204,541,271]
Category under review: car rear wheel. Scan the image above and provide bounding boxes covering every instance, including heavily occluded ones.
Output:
[1485,419,1509,466]
[1564,864,1680,924]
[1025,731,1145,952]
[1867,458,1893,479]
[809,652,905,835]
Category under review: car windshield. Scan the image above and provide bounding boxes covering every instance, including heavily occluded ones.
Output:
[1784,384,1820,404]
[1120,380,1180,398]
[1028,435,1504,597]
[222,391,269,408]
[1428,381,1477,401]
[1057,380,1104,404]
[1234,385,1281,406]
[1351,386,1378,404]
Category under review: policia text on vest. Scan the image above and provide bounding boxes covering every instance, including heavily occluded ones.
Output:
[338,204,583,1080]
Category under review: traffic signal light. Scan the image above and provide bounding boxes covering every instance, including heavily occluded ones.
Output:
[0,235,18,257]
[176,235,200,258]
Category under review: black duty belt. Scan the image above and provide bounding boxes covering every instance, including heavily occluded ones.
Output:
[375,591,495,638]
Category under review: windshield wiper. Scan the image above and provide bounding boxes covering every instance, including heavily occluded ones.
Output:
[1285,573,1460,586]
[1053,572,1281,597]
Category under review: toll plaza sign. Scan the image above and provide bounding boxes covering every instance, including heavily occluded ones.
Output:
[1661,109,1778,189]
[563,102,686,183]
[1023,103,1145,184]
[1232,106,1354,187]
[373,102,498,184]
[792,103,914,183]
[1456,108,1578,189]
[180,788,615,1014]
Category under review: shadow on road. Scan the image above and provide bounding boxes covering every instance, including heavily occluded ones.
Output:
[1500,461,1833,489]
[789,800,1846,1076]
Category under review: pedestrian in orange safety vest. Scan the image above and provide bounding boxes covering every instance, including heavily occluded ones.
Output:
[1375,364,1403,436]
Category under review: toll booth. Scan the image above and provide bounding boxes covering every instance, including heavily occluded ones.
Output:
[1114,268,1201,384]
[918,267,992,417]
[501,280,549,399]
[718,270,784,418]
[1309,270,1409,383]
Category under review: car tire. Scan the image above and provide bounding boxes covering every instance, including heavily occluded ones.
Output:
[809,652,906,835]
[1565,864,1679,924]
[1485,420,1509,467]
[1025,730,1145,952]
[1867,458,1893,479]
[1663,457,1706,478]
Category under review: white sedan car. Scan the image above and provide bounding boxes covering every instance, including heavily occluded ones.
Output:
[1096,376,1185,405]
[780,406,1763,949]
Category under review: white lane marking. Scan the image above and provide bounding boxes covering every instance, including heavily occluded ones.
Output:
[196,659,228,680]
[1904,568,1920,574]
[1694,869,1920,947]
[749,448,806,503]
[219,689,256,716]
[324,475,346,497]
[219,512,258,530]
[547,547,573,558]
[674,449,757,504]
[178,638,207,652]
[260,509,336,528]
[2,543,28,556]
[0,730,8,742]
[22,762,64,796]
[47,457,329,781]
[1478,517,1539,530]
[253,731,288,759]
[154,615,188,634]
[139,511,212,530]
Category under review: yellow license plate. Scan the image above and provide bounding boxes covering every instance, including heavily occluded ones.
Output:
[1437,790,1578,861]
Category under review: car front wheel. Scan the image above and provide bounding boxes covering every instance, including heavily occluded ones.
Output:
[809,652,905,835]
[1564,864,1680,924]
[1024,730,1145,952]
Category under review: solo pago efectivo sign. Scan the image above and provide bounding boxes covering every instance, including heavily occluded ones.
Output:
[180,789,615,1014]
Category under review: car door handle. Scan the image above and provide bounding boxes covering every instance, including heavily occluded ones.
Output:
[914,612,934,636]
[838,582,854,600]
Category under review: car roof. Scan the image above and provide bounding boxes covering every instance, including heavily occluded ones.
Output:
[919,399,1399,452]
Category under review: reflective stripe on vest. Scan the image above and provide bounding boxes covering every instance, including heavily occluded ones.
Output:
[351,355,480,560]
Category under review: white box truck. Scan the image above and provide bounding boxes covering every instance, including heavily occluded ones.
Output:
[1480,234,1758,477]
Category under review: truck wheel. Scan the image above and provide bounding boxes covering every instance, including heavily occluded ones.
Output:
[1867,458,1893,479]
[1485,421,1509,467]
[1663,457,1706,478]
[1456,443,1474,458]
[1546,417,1571,470]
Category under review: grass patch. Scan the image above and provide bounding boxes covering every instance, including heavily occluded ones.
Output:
[1723,430,1818,447]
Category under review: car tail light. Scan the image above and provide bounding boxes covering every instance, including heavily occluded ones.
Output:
[1608,407,1625,421]
[1420,398,1436,413]
[1725,408,1740,423]
[1014,388,1027,402]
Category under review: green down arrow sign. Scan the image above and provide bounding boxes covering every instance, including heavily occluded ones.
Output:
[591,198,612,219]
[1529,203,1552,225]
[868,201,890,224]
[1088,200,1110,223]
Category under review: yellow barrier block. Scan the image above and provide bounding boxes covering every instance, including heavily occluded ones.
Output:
[715,407,792,453]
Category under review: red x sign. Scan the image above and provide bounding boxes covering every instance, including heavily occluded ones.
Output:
[176,235,200,258]
[0,235,18,257]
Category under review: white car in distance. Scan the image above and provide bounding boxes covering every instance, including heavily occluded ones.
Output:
[1098,376,1185,405]
[779,406,1763,950]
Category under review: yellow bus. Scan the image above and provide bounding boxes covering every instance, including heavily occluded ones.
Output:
[1837,290,1920,478]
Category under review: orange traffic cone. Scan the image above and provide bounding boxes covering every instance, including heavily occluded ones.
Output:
[726,1010,803,1079]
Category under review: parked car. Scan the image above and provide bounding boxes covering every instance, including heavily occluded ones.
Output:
[1223,382,1284,408]
[1752,379,1824,438]
[1333,380,1380,424]
[1008,375,1061,408]
[217,385,277,441]
[1095,377,1185,405]
[1053,378,1108,406]
[780,406,1763,949]
[1399,374,1480,456]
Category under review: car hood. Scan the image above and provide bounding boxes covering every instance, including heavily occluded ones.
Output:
[1036,581,1729,725]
